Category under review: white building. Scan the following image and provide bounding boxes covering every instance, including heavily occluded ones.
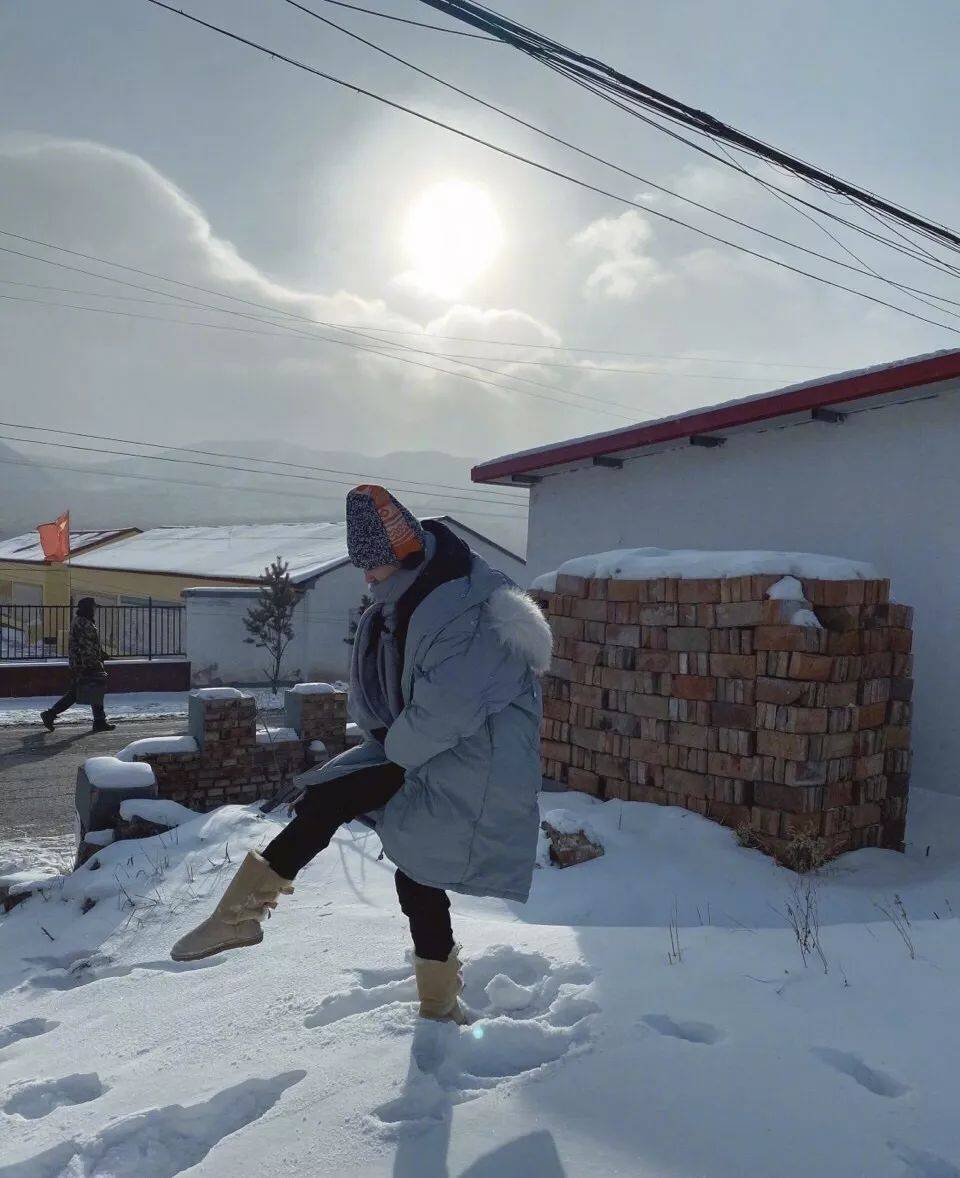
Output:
[182,517,526,685]
[473,350,960,793]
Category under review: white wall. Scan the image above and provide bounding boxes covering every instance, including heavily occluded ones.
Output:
[448,523,526,587]
[184,520,528,685]
[300,563,365,681]
[525,386,960,794]
[184,588,276,685]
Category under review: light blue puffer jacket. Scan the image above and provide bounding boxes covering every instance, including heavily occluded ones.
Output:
[302,556,553,902]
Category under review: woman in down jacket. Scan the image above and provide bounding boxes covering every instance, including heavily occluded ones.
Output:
[172,485,553,1023]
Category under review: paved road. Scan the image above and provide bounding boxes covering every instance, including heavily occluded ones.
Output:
[0,718,179,843]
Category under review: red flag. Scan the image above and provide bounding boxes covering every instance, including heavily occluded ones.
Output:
[38,511,70,562]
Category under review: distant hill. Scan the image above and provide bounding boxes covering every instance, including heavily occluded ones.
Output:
[0,440,527,556]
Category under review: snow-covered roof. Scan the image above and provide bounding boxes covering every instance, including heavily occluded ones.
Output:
[0,529,136,563]
[69,523,355,584]
[473,349,960,484]
[68,516,523,583]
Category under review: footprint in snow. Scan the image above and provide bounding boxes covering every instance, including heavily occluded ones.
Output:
[0,1019,59,1052]
[812,1048,910,1098]
[24,950,100,971]
[365,947,598,1135]
[3,1073,107,1120]
[26,955,224,992]
[888,1141,960,1177]
[353,959,416,988]
[304,975,418,1028]
[642,1014,725,1045]
[0,1071,305,1178]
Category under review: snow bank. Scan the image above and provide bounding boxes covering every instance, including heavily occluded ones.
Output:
[82,756,156,790]
[118,798,200,828]
[0,867,60,896]
[190,686,245,701]
[256,727,300,745]
[484,974,535,1012]
[288,682,338,695]
[115,735,199,762]
[532,548,880,592]
[83,829,116,847]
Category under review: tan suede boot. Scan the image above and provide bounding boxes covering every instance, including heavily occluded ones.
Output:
[171,851,294,962]
[414,948,470,1024]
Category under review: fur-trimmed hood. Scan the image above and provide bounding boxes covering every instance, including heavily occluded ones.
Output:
[485,585,553,674]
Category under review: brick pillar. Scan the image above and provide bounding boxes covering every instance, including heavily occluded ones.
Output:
[187,688,257,752]
[285,688,348,755]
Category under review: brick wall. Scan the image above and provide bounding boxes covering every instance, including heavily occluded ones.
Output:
[0,658,191,698]
[128,689,349,810]
[536,572,912,864]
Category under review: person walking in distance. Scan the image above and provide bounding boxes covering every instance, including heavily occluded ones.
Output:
[40,597,115,733]
[172,486,552,1023]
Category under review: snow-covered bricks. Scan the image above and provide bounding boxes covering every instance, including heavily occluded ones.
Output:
[112,686,348,812]
[534,554,912,865]
[75,757,158,857]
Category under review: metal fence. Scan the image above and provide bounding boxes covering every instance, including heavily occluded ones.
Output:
[0,602,186,662]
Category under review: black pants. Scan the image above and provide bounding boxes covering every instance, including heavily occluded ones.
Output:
[262,763,454,962]
[47,686,106,727]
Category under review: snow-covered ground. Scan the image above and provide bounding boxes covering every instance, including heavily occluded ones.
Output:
[2,790,960,1176]
[0,689,286,728]
[0,835,74,885]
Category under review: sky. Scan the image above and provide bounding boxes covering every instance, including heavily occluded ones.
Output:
[1,0,959,494]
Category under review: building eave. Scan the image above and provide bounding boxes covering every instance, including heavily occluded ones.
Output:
[471,350,960,485]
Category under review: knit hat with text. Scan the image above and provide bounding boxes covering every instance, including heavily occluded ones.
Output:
[345,485,426,570]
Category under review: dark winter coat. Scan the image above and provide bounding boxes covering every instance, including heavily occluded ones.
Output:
[68,616,106,678]
[300,524,553,902]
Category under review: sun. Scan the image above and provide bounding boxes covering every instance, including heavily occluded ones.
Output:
[401,180,503,299]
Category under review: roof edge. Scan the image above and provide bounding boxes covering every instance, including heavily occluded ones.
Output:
[428,515,526,565]
[472,350,960,483]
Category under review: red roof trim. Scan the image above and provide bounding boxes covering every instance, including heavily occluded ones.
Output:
[472,351,960,483]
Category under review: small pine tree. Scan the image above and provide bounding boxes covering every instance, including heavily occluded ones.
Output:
[344,591,374,646]
[243,556,299,692]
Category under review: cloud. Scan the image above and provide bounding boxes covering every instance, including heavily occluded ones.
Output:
[571,209,668,300]
[0,136,571,460]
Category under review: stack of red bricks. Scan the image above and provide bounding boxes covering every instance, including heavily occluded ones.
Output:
[128,688,348,811]
[536,571,912,864]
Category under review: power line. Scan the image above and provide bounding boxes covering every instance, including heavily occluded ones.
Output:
[258,328,830,368]
[0,432,529,512]
[0,249,835,370]
[0,418,527,506]
[299,0,500,39]
[421,1,960,252]
[0,454,525,519]
[0,279,809,380]
[540,53,960,289]
[0,247,638,421]
[142,1,960,337]
[282,0,960,315]
[369,347,788,382]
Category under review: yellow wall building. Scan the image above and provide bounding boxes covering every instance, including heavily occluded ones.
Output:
[0,530,143,607]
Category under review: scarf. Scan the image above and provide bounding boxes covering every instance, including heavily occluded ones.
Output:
[349,532,437,738]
